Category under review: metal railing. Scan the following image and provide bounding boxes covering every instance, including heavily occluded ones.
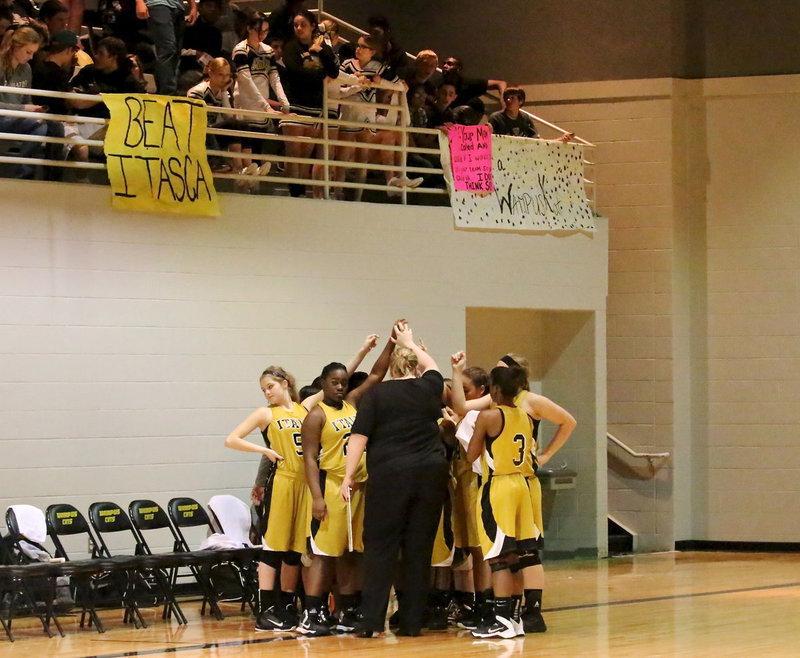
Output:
[607,432,671,468]
[0,82,448,203]
[0,79,594,207]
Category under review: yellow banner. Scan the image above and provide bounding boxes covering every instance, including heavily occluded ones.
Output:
[103,94,219,217]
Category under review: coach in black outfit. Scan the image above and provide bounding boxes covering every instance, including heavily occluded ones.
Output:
[341,321,449,637]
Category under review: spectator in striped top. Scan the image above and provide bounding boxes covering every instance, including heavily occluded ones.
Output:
[231,11,289,190]
[187,57,246,177]
[336,34,420,199]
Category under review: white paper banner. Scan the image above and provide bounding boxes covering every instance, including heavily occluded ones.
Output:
[441,133,595,232]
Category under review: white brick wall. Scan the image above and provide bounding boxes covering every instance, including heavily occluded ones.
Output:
[0,184,608,554]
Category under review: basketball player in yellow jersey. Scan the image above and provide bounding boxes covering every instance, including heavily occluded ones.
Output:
[465,366,539,639]
[451,350,576,635]
[299,332,395,636]
[224,334,379,633]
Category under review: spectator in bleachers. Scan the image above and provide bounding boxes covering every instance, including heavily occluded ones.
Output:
[427,81,456,128]
[404,49,438,106]
[66,37,143,168]
[232,11,288,191]
[134,0,196,95]
[281,8,338,197]
[451,97,485,126]
[319,17,353,64]
[367,14,409,81]
[6,0,35,23]
[128,53,155,91]
[489,87,536,138]
[37,0,69,37]
[0,25,46,179]
[336,33,418,199]
[267,0,303,43]
[441,55,506,108]
[178,0,223,94]
[71,36,144,117]
[0,7,14,34]
[188,56,245,174]
[31,29,81,178]
[266,33,286,84]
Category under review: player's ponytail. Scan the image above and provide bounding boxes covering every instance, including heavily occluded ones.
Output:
[500,352,530,390]
[490,365,525,398]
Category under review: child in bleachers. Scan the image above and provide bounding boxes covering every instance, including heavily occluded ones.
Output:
[188,57,245,176]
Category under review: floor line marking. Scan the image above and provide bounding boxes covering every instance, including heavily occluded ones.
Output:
[80,581,800,658]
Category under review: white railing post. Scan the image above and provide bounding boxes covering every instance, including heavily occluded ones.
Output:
[319,0,330,200]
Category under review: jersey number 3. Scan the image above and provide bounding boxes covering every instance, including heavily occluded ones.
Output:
[512,433,526,467]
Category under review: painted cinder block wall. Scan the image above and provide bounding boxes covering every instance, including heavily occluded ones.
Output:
[0,187,608,554]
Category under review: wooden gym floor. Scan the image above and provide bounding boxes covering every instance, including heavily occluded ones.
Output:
[1,551,799,657]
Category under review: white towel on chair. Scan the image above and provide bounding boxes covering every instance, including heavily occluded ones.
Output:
[8,504,47,544]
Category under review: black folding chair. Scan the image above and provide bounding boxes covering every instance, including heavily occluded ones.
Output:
[46,503,141,633]
[0,526,14,641]
[88,501,187,625]
[3,506,65,639]
[168,497,259,614]
[128,499,224,620]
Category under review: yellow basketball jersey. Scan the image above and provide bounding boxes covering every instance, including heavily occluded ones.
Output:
[266,402,308,476]
[453,441,472,478]
[483,405,535,477]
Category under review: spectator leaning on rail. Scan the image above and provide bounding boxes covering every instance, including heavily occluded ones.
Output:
[68,37,144,165]
[489,86,575,142]
[489,87,537,138]
[441,55,506,109]
[0,25,46,179]
[134,0,196,95]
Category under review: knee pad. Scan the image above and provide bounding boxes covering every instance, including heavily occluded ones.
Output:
[282,550,302,566]
[489,560,510,573]
[518,552,541,569]
[259,550,282,568]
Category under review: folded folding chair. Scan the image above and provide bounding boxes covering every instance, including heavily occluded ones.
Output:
[88,501,187,626]
[128,499,224,620]
[3,505,65,639]
[46,503,140,633]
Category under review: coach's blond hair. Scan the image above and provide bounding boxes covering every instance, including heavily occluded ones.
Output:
[389,347,418,379]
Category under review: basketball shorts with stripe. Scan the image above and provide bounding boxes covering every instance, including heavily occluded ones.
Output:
[477,472,543,559]
[262,471,309,554]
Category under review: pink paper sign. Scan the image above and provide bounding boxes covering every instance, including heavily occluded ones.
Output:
[448,124,494,192]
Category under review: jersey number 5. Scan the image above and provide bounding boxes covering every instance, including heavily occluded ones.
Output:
[512,433,526,467]
[292,432,303,457]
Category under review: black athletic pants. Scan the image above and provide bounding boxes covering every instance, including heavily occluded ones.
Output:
[360,461,449,633]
